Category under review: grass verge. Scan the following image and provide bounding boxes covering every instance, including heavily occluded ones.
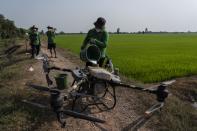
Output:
[0,40,54,131]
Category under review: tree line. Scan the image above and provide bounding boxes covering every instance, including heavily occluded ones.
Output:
[0,14,26,39]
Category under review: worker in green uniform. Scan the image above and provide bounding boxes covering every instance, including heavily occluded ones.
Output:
[81,17,109,67]
[29,25,41,58]
[46,26,56,58]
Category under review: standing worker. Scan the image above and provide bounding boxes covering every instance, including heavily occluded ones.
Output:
[81,17,109,67]
[46,26,57,58]
[29,25,41,58]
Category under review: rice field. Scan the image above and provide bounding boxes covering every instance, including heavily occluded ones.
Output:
[55,33,197,83]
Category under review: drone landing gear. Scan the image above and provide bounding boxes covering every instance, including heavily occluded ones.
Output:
[71,82,117,113]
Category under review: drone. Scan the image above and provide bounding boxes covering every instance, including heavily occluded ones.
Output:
[25,53,175,129]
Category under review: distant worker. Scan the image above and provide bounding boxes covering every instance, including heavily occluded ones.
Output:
[29,25,41,58]
[46,26,57,58]
[81,17,109,67]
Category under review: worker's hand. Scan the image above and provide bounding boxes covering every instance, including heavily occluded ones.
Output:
[90,38,96,44]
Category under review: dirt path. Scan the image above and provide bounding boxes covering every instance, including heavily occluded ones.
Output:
[21,44,154,131]
[4,42,196,131]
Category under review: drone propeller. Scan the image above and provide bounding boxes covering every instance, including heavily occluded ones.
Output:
[26,83,51,92]
[59,110,106,123]
[22,100,49,109]
[56,109,106,128]
[161,80,176,86]
[122,103,164,131]
[145,80,176,91]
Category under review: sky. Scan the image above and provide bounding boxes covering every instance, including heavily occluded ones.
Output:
[1,0,197,33]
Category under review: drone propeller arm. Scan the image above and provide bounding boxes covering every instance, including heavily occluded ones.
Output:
[111,82,156,94]
[110,82,171,103]
[114,82,146,91]
[49,66,72,73]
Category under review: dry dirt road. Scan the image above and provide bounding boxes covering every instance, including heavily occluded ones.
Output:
[23,44,156,131]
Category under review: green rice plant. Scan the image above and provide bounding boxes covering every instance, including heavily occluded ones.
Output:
[55,34,197,83]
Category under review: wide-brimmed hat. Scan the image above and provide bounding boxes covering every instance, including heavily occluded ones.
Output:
[47,26,53,29]
[30,25,38,30]
[94,17,106,29]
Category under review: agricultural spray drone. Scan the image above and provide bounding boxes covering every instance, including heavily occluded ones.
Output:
[26,45,175,128]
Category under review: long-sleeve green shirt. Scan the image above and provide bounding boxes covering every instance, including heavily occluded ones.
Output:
[81,28,108,58]
[29,31,41,45]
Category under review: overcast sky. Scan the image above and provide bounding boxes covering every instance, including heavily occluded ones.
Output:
[1,0,197,32]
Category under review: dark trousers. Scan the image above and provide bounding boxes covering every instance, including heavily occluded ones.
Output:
[31,44,40,57]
